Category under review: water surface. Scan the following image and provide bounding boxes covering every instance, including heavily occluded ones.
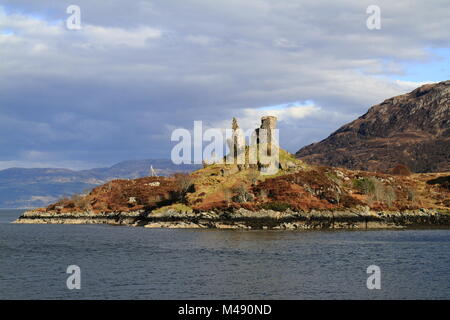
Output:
[1,209,449,299]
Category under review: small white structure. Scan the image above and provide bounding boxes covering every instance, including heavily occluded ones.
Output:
[150,165,157,177]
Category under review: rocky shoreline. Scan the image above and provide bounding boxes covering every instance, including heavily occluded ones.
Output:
[13,207,450,230]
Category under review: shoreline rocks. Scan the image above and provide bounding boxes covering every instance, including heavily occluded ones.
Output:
[13,207,450,230]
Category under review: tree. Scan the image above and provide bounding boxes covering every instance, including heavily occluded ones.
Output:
[407,188,416,203]
[173,173,194,202]
[372,179,385,202]
[353,177,376,195]
[383,186,396,207]
[70,193,91,211]
[232,184,254,203]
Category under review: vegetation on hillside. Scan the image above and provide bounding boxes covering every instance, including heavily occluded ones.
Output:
[43,148,450,215]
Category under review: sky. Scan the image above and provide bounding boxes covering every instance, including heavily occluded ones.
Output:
[0,0,449,170]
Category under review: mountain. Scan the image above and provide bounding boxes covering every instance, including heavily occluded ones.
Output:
[0,159,200,208]
[296,80,450,173]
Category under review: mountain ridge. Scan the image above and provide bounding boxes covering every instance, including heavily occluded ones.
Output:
[296,80,450,173]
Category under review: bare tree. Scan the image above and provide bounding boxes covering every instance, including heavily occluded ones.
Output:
[384,186,396,207]
[173,173,194,202]
[232,184,254,203]
[70,194,92,211]
[407,188,416,203]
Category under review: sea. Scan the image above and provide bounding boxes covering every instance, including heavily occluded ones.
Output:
[0,209,449,299]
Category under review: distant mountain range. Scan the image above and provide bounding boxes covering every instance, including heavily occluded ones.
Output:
[0,159,200,208]
[296,80,450,173]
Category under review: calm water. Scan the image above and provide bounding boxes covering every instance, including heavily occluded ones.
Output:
[0,209,449,299]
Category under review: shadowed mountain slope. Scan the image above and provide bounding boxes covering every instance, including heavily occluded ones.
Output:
[296,81,450,173]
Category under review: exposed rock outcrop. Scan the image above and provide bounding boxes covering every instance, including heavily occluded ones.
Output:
[15,207,450,230]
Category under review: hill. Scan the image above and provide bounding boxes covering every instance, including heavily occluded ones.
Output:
[16,116,450,229]
[37,154,450,216]
[296,81,450,173]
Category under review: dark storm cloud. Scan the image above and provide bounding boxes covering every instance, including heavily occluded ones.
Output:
[0,0,449,169]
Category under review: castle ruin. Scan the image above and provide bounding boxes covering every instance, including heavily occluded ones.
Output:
[227,116,279,173]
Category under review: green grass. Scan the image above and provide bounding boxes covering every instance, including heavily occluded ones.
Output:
[152,203,193,213]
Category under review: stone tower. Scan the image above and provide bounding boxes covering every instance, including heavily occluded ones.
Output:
[257,116,277,156]
[230,117,245,165]
[232,117,239,131]
[260,116,277,131]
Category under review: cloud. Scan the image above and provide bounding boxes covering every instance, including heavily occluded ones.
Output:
[394,80,436,90]
[0,1,449,168]
[82,25,162,48]
[234,103,321,129]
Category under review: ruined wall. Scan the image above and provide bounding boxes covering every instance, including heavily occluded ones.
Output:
[227,116,278,171]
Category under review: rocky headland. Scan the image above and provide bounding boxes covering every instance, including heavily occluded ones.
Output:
[14,104,450,230]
